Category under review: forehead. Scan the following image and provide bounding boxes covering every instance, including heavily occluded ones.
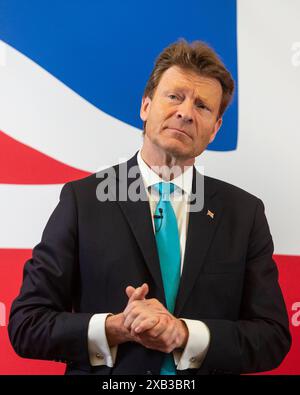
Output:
[156,65,222,104]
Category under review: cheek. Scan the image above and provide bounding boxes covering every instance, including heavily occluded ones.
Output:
[197,116,216,134]
[195,119,216,142]
[151,110,169,130]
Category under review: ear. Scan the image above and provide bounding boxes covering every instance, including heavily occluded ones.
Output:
[140,96,152,122]
[209,117,223,144]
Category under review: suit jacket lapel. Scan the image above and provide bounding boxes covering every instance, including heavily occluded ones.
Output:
[104,153,223,313]
[174,169,224,316]
[113,153,165,302]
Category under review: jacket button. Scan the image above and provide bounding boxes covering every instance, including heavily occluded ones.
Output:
[96,353,104,359]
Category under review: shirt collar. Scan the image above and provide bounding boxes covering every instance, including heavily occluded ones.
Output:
[137,150,193,196]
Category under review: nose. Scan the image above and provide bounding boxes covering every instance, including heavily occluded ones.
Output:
[176,101,194,124]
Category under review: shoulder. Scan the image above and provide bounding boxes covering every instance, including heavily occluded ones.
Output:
[204,175,264,209]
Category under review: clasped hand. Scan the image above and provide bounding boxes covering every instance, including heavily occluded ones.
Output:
[122,283,188,353]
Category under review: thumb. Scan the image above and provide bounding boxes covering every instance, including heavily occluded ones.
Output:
[126,283,149,303]
[125,285,136,299]
[139,283,149,299]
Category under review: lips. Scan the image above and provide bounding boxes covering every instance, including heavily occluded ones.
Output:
[164,127,191,139]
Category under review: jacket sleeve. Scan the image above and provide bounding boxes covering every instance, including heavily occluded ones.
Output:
[8,182,93,365]
[199,199,292,374]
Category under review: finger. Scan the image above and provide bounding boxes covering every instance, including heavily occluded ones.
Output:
[147,319,167,338]
[123,300,143,316]
[132,316,159,334]
[131,283,149,301]
[139,283,149,299]
[123,311,138,329]
[127,283,149,304]
[148,316,172,339]
[128,287,142,304]
[125,286,136,299]
[136,316,169,344]
[123,302,148,326]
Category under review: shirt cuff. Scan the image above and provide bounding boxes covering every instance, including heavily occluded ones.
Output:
[87,313,118,367]
[173,319,210,370]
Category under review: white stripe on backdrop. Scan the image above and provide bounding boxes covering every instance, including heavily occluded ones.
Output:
[197,0,300,255]
[0,42,142,172]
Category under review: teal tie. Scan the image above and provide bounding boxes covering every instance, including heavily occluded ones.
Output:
[153,182,181,375]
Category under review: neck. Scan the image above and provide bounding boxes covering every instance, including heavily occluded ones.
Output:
[140,139,194,181]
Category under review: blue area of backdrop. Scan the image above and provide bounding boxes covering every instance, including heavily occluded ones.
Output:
[0,0,238,150]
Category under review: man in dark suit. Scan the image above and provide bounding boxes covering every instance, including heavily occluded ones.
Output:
[8,40,291,375]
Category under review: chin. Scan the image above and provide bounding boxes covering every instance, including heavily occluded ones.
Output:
[161,141,193,159]
[151,134,192,158]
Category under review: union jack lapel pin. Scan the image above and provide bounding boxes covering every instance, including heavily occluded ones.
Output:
[207,210,214,219]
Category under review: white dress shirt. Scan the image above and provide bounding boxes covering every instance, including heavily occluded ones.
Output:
[87,150,210,370]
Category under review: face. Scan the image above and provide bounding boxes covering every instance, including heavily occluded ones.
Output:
[140,66,223,160]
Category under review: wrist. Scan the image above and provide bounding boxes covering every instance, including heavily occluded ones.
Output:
[105,313,132,347]
[177,319,189,350]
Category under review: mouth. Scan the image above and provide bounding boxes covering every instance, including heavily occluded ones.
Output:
[164,127,192,139]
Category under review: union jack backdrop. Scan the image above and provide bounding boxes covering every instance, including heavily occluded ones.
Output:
[0,0,299,374]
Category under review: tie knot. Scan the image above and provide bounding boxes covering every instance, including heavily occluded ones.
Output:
[153,182,175,201]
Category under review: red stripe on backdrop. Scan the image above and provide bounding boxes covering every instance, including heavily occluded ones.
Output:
[0,249,299,375]
[0,249,65,374]
[0,130,91,184]
[257,255,300,375]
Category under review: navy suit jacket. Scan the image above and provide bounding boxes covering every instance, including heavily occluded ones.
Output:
[8,152,291,375]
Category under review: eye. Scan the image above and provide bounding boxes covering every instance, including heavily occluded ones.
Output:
[168,94,179,100]
[196,102,210,111]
